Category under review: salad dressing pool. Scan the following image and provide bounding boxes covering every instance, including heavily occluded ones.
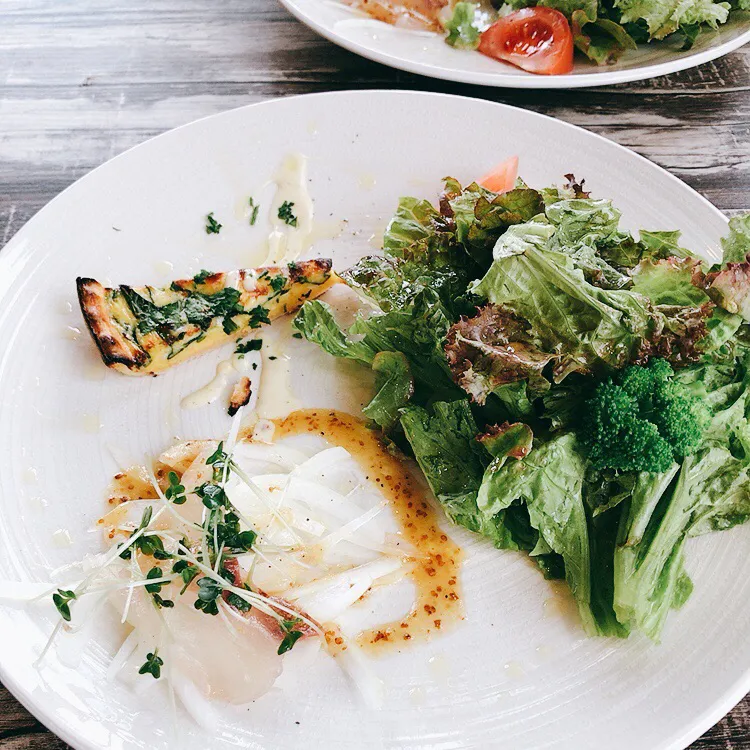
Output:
[273,409,464,653]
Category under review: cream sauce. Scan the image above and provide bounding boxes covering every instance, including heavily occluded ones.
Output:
[264,153,315,264]
[181,348,262,410]
[256,345,300,420]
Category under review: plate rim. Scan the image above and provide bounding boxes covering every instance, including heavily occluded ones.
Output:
[277,0,750,89]
[0,89,746,750]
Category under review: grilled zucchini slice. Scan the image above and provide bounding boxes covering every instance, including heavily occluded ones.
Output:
[77,259,337,376]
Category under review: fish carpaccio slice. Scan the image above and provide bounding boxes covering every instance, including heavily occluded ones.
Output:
[344,0,452,31]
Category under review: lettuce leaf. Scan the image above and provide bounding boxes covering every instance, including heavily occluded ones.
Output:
[477,432,609,635]
[292,298,376,365]
[382,195,452,258]
[293,291,461,421]
[614,0,730,39]
[400,401,493,535]
[572,11,638,64]
[362,352,414,430]
[400,401,543,552]
[721,213,750,264]
[630,256,709,306]
[471,221,656,377]
[444,2,483,49]
[444,304,555,404]
[448,181,545,267]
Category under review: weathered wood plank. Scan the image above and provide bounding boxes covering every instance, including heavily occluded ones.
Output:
[1,1,749,748]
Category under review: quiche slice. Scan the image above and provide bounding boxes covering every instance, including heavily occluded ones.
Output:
[77,259,337,376]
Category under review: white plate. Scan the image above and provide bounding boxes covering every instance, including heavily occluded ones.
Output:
[280,0,750,88]
[0,90,748,750]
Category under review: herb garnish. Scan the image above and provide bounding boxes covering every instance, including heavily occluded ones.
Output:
[138,649,164,679]
[195,482,228,510]
[226,592,252,612]
[270,275,286,293]
[248,306,271,329]
[53,589,77,622]
[121,285,247,340]
[205,212,222,234]
[172,559,199,594]
[278,201,298,227]
[278,618,304,655]
[248,197,259,226]
[119,507,170,560]
[235,339,263,355]
[145,567,174,609]
[194,577,223,615]
[193,269,214,284]
[165,471,187,505]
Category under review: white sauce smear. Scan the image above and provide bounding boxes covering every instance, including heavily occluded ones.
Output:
[181,348,262,410]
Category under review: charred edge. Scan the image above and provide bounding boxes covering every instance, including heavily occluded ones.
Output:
[172,271,225,291]
[287,258,333,283]
[227,377,252,417]
[76,277,149,370]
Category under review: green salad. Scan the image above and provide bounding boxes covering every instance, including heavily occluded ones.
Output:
[294,173,750,640]
[446,0,748,67]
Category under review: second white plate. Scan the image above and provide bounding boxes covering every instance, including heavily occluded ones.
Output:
[280,0,750,88]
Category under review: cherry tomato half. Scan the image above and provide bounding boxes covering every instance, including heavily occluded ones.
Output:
[478,7,574,76]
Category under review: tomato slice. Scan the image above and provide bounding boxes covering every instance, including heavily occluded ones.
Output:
[478,155,519,193]
[478,8,574,76]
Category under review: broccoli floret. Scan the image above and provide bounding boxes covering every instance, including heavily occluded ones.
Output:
[650,379,706,457]
[581,359,706,473]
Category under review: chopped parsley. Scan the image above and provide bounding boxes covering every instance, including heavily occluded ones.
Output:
[138,649,164,679]
[248,197,259,226]
[52,589,77,622]
[193,269,215,284]
[248,306,271,329]
[235,339,263,355]
[121,286,244,340]
[292,332,303,339]
[205,212,222,234]
[270,275,286,293]
[278,201,298,227]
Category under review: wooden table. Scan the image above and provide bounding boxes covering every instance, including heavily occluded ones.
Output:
[1,1,749,747]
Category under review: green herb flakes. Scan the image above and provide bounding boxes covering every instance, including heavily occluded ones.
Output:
[205,212,222,235]
[278,201,298,227]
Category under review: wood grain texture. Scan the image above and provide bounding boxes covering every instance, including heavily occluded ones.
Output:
[0,1,749,748]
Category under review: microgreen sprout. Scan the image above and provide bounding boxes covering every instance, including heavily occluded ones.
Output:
[145,567,175,609]
[278,618,304,655]
[138,649,164,679]
[52,589,76,622]
[165,472,187,505]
